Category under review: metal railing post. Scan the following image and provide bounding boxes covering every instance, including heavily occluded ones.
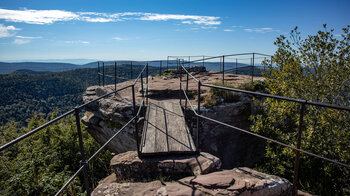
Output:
[102,62,105,87]
[114,62,117,94]
[160,60,162,75]
[220,56,222,73]
[141,73,145,107]
[252,53,255,82]
[74,107,90,195]
[222,56,225,84]
[98,61,100,86]
[185,73,189,110]
[202,55,204,67]
[167,56,169,71]
[292,103,306,196]
[130,61,133,80]
[196,81,201,152]
[132,85,139,154]
[179,65,182,105]
[146,63,149,105]
[235,58,238,74]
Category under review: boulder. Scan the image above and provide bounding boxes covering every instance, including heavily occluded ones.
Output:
[110,151,221,182]
[92,167,291,196]
[198,97,266,169]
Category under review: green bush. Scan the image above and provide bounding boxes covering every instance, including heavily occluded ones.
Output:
[250,25,350,195]
[0,112,112,195]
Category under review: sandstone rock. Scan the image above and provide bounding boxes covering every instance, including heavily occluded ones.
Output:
[82,111,137,154]
[92,167,291,196]
[198,97,265,169]
[110,151,221,182]
[96,87,110,97]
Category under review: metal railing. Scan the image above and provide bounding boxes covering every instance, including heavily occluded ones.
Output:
[169,53,272,83]
[97,60,167,90]
[0,62,149,195]
[178,62,350,196]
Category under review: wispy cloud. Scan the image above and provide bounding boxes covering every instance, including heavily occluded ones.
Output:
[0,8,78,24]
[0,8,221,27]
[139,13,220,26]
[16,35,42,39]
[244,27,279,33]
[0,24,20,38]
[223,29,234,32]
[64,40,90,44]
[112,37,128,41]
[14,39,31,44]
[13,35,42,44]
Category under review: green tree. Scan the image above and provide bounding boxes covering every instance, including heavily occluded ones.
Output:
[0,112,112,195]
[251,25,350,195]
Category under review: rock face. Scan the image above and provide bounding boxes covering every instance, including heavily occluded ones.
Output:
[92,167,291,196]
[81,86,140,153]
[196,96,266,169]
[110,151,221,182]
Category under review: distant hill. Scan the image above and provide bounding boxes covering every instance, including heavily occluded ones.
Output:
[0,64,160,126]
[11,69,52,75]
[0,62,98,74]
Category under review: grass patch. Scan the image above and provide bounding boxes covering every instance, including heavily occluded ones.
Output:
[203,82,240,108]
[203,81,266,108]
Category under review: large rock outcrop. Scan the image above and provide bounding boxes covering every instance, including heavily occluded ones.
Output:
[92,167,292,196]
[81,86,140,153]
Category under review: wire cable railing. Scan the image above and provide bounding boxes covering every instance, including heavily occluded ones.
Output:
[177,62,350,196]
[168,53,273,83]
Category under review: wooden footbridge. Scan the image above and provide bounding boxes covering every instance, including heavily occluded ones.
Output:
[140,101,196,155]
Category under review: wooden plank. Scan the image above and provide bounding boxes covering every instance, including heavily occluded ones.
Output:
[154,102,168,153]
[172,102,196,152]
[141,103,156,153]
[164,102,195,152]
[140,101,196,155]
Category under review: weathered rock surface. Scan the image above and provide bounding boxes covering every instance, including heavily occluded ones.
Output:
[82,86,140,153]
[196,96,266,169]
[92,167,291,196]
[110,151,221,182]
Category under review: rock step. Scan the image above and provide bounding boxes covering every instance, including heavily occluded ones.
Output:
[110,151,221,182]
[92,167,292,196]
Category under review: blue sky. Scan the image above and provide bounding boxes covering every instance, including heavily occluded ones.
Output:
[0,0,349,63]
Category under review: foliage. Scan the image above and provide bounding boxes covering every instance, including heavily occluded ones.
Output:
[203,81,265,108]
[0,64,159,126]
[0,112,112,195]
[250,25,350,195]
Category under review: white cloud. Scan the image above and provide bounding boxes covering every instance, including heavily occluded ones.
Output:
[0,8,78,24]
[81,17,115,23]
[139,13,220,26]
[14,39,30,44]
[16,35,42,39]
[0,8,221,27]
[223,29,234,32]
[0,24,20,38]
[244,27,279,33]
[112,37,128,41]
[64,40,90,44]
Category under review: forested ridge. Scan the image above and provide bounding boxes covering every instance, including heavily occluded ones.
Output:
[0,64,159,126]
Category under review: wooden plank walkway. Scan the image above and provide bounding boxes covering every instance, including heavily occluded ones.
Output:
[140,101,196,155]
